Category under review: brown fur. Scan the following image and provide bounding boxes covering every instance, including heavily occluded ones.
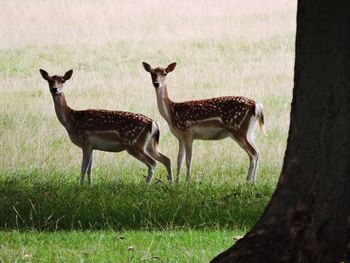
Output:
[168,96,255,131]
[143,62,264,183]
[40,69,173,185]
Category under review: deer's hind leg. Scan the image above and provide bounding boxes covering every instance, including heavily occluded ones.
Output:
[127,148,157,183]
[230,132,259,183]
[146,143,173,182]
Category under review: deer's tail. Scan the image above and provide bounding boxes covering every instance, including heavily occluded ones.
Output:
[255,103,266,135]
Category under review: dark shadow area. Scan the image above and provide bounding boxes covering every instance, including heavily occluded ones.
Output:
[0,173,274,231]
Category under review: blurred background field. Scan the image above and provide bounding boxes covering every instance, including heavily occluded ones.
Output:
[0,0,296,261]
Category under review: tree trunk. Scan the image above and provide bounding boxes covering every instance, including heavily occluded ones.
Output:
[212,1,350,262]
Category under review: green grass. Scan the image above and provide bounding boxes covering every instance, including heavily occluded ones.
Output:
[0,0,296,261]
[0,172,273,231]
[0,230,243,262]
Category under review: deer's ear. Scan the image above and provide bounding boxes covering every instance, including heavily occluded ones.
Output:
[39,69,50,80]
[63,69,73,80]
[165,62,176,73]
[142,62,152,73]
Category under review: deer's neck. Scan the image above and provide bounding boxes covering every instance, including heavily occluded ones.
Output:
[52,94,73,128]
[155,85,173,124]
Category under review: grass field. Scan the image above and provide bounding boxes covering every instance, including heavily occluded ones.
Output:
[1,230,246,262]
[0,0,296,261]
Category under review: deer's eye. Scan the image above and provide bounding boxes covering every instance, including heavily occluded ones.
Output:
[62,80,65,83]
[164,73,167,76]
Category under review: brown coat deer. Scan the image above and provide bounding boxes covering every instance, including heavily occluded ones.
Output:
[40,69,172,186]
[142,62,264,183]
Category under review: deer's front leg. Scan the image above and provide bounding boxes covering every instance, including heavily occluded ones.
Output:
[81,147,93,186]
[184,140,193,182]
[176,140,185,183]
[86,151,94,186]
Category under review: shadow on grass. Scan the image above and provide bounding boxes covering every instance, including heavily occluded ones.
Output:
[0,173,274,231]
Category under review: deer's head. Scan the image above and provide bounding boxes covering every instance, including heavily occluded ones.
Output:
[142,62,176,89]
[39,69,73,95]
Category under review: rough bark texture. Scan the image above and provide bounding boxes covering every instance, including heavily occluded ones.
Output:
[212,1,350,262]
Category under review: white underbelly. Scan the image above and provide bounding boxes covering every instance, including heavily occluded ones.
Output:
[89,135,126,152]
[190,126,230,140]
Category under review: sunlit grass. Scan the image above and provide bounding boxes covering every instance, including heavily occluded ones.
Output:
[0,230,244,263]
[0,37,293,177]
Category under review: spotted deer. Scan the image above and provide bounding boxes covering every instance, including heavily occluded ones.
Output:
[142,62,265,183]
[40,69,172,186]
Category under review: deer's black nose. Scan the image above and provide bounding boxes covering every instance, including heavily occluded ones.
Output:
[153,82,159,88]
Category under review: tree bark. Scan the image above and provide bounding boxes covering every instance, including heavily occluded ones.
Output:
[212,1,350,262]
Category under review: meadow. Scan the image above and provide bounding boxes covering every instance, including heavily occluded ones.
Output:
[0,0,296,261]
